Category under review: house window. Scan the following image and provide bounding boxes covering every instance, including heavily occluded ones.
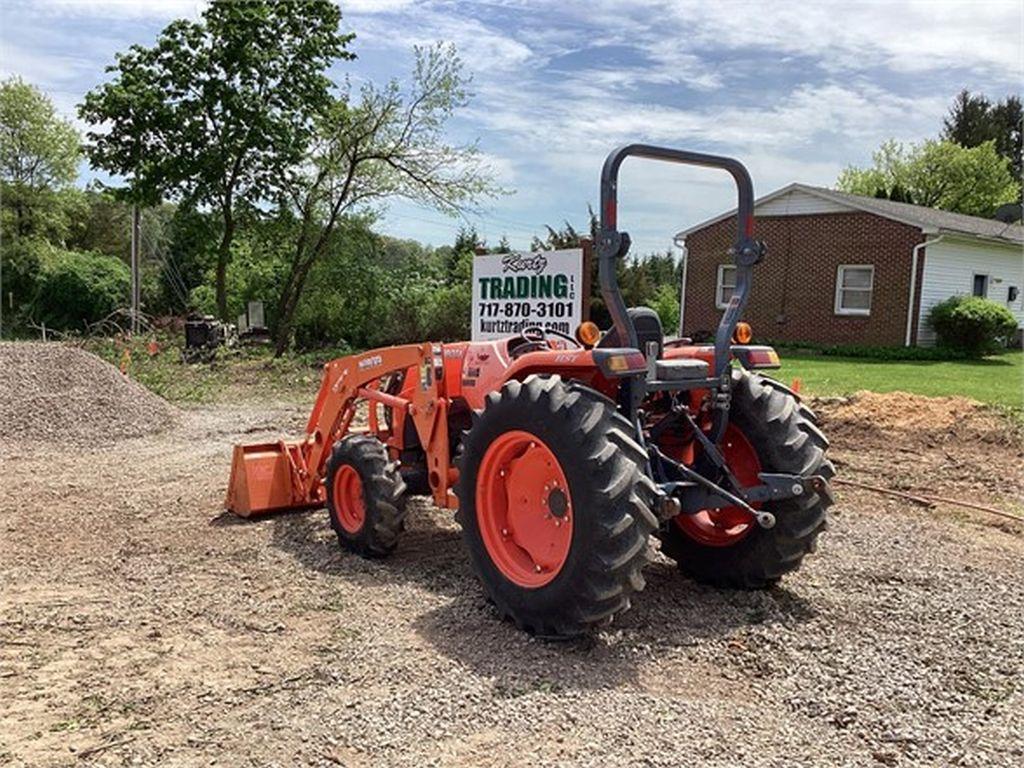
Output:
[716,264,737,309]
[972,274,989,297]
[834,265,874,316]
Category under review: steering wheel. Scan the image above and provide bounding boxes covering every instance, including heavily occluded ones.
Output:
[510,326,582,359]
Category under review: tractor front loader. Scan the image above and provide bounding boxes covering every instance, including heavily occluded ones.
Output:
[225,144,834,637]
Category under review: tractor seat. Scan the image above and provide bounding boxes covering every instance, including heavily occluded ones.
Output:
[655,358,710,381]
[598,307,665,358]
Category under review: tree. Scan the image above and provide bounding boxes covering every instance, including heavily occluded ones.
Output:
[271,43,498,354]
[943,90,1023,185]
[836,139,1018,217]
[531,207,610,322]
[453,225,482,254]
[530,221,582,252]
[79,0,353,320]
[0,77,81,240]
[32,249,131,331]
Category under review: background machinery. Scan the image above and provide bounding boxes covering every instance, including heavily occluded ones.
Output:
[226,144,835,637]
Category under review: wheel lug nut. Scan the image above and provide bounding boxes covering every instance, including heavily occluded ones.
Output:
[534,564,542,573]
[501,528,509,537]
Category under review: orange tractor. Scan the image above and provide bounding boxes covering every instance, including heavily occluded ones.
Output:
[226,145,834,637]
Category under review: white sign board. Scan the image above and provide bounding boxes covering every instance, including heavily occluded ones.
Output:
[471,249,584,341]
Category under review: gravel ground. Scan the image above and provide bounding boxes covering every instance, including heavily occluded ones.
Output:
[1,372,1022,766]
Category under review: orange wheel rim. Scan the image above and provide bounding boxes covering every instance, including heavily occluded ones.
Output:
[671,423,761,547]
[476,430,573,588]
[332,465,365,534]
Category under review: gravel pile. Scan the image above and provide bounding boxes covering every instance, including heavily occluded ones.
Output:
[0,341,177,445]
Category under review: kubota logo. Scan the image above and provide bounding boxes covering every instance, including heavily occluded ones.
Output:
[502,252,548,275]
[358,354,383,370]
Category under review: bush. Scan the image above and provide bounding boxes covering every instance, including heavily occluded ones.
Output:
[423,282,471,341]
[0,239,50,327]
[33,249,130,330]
[927,295,1018,357]
[645,284,681,335]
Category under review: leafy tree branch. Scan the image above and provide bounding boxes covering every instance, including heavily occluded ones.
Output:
[271,43,501,354]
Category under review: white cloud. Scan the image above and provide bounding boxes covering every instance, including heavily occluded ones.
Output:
[570,0,1023,80]
[0,41,93,86]
[343,0,417,12]
[3,0,1020,256]
[352,10,535,74]
[25,0,205,18]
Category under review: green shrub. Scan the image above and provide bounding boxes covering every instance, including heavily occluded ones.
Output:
[0,239,51,325]
[423,282,471,341]
[33,249,130,330]
[645,284,681,335]
[927,295,1018,357]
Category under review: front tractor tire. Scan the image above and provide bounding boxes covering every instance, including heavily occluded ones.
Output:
[660,369,834,588]
[455,375,658,638]
[326,435,407,558]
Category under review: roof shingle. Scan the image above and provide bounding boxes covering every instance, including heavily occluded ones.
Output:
[799,185,1024,244]
[678,183,1024,245]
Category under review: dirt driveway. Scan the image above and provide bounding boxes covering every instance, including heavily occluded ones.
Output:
[2,390,1023,767]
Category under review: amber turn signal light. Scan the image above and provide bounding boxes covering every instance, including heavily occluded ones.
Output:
[576,321,601,347]
[732,322,753,344]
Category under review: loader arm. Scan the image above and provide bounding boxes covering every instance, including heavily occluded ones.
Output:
[226,343,452,516]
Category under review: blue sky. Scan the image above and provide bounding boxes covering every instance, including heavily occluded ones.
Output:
[1,0,1021,256]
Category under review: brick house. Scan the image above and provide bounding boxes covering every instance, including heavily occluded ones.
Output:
[676,184,1024,346]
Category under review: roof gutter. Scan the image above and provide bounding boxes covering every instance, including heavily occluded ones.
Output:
[673,234,688,336]
[906,234,944,346]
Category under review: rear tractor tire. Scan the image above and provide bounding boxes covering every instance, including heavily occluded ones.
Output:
[455,375,658,637]
[326,435,407,558]
[659,368,834,588]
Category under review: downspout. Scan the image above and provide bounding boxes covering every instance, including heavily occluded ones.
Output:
[906,233,944,346]
[673,234,688,336]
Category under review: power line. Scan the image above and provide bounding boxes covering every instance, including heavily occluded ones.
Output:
[384,208,544,241]
[138,215,190,309]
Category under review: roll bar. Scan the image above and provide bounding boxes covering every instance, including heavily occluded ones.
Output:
[596,144,765,377]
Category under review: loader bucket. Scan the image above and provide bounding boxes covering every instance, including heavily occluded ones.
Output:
[225,441,323,517]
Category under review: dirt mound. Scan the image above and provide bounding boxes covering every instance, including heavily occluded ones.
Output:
[813,390,1018,447]
[0,342,177,446]
[813,390,1023,513]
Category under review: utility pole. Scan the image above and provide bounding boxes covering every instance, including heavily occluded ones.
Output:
[130,204,141,335]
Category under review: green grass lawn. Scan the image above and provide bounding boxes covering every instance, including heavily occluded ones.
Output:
[774,350,1023,408]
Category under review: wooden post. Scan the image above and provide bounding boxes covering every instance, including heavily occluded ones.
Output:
[130,205,141,335]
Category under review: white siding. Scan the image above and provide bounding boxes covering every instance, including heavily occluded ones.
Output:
[917,238,1024,345]
[757,189,853,217]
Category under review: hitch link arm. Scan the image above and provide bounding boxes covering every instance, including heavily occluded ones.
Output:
[650,445,831,530]
[649,443,774,528]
